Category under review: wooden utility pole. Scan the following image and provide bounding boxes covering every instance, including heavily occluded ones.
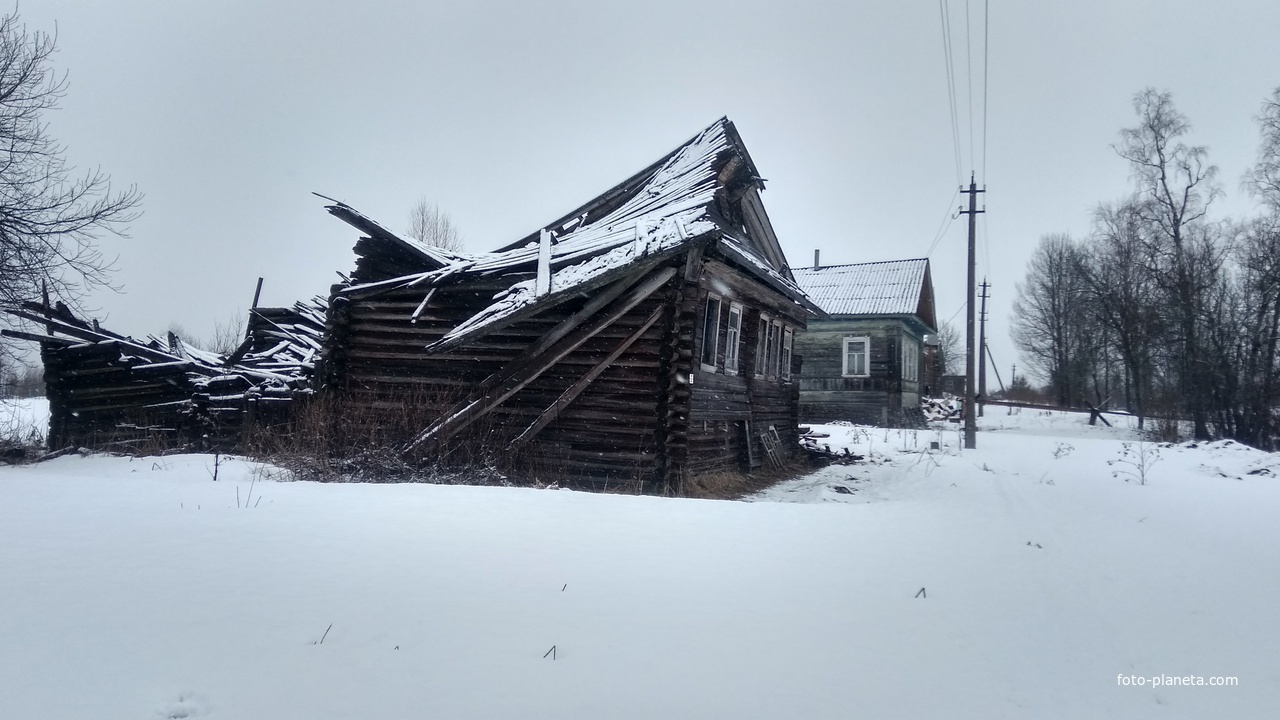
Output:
[978,278,989,417]
[960,174,984,449]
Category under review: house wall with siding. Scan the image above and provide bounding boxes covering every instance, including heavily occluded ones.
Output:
[795,317,926,425]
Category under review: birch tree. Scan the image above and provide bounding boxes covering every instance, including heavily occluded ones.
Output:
[1114,88,1220,439]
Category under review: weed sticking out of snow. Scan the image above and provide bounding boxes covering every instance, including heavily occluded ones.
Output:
[1109,441,1162,485]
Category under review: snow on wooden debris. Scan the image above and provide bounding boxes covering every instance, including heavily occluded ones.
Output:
[718,237,814,307]
[464,122,726,277]
[233,297,328,377]
[435,212,715,347]
[323,198,473,269]
[422,123,729,347]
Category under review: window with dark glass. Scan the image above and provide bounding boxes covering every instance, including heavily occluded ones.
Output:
[700,295,721,370]
[725,303,743,375]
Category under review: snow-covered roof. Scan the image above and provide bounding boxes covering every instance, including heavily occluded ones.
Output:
[792,259,932,320]
[3,300,320,393]
[328,118,815,350]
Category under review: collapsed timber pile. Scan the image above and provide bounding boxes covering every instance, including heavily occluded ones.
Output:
[316,118,819,492]
[1,298,324,451]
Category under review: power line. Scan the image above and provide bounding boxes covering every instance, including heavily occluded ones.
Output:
[982,0,990,183]
[965,0,975,171]
[979,212,991,280]
[938,0,963,185]
[926,187,960,258]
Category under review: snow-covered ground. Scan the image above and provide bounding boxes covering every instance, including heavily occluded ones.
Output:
[1,401,1277,719]
[0,395,48,446]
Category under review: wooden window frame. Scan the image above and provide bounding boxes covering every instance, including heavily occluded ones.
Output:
[754,314,770,378]
[901,336,919,382]
[842,336,870,378]
[762,319,773,376]
[724,302,743,376]
[781,327,793,380]
[699,294,723,373]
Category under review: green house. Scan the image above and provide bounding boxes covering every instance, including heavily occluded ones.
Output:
[792,258,937,426]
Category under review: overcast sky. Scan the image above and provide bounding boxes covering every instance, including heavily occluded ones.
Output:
[24,0,1280,384]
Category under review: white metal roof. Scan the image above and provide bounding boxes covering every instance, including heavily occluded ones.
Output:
[792,259,929,317]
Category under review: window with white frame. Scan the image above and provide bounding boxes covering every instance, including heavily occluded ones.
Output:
[842,336,870,377]
[700,295,722,371]
[724,303,743,375]
[781,328,793,380]
[901,337,919,382]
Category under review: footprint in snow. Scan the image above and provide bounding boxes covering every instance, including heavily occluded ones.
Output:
[158,692,210,719]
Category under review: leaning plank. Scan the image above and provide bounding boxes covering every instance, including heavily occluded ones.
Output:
[0,328,74,346]
[413,264,651,408]
[509,303,666,448]
[404,266,677,454]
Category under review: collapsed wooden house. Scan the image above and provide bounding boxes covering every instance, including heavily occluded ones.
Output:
[791,258,937,426]
[3,118,817,492]
[2,297,325,450]
[317,118,820,491]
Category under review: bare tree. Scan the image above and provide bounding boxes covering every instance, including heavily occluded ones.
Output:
[1078,199,1163,427]
[1245,86,1280,212]
[931,321,962,376]
[1114,88,1220,439]
[1011,233,1095,407]
[0,11,141,318]
[206,313,246,356]
[405,197,463,252]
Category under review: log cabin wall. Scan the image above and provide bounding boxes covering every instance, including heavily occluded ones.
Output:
[795,317,927,426]
[319,252,687,489]
[318,237,811,491]
[40,341,195,450]
[687,260,807,474]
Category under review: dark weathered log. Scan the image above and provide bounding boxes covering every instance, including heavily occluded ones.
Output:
[511,304,666,448]
[406,267,677,452]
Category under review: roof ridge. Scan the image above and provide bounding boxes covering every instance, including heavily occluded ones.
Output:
[797,257,928,271]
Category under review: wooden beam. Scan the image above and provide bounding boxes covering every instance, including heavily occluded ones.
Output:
[509,304,665,448]
[523,270,642,360]
[682,243,705,283]
[536,229,552,296]
[404,266,677,454]
[0,328,74,346]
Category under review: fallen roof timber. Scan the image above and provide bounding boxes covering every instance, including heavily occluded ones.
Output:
[403,265,678,453]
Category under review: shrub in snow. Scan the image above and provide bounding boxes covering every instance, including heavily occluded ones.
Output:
[1108,442,1161,485]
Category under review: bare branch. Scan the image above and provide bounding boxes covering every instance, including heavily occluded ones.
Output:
[0,10,141,321]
